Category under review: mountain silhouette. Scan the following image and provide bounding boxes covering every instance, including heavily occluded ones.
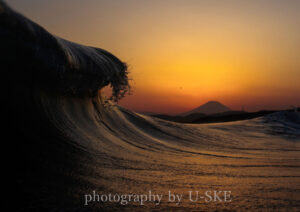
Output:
[180,101,231,116]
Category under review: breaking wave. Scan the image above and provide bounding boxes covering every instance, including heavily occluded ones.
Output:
[2,2,300,211]
[0,1,130,100]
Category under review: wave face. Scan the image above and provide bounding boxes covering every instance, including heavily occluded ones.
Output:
[2,2,300,211]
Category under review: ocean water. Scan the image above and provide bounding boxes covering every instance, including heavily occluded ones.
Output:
[1,1,299,211]
[40,94,300,211]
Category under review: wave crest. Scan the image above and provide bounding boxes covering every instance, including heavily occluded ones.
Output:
[0,1,130,99]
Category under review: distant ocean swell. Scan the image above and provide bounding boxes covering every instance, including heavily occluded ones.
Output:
[1,2,300,211]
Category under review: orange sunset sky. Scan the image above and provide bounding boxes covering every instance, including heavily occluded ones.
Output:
[10,0,300,114]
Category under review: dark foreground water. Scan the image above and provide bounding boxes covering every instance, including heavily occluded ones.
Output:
[1,1,299,210]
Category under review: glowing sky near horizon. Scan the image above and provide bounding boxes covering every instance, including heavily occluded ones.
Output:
[9,0,300,114]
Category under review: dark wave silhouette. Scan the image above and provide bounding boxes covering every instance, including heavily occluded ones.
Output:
[0,1,130,99]
[2,1,300,211]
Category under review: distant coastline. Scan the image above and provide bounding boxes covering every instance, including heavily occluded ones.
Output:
[152,108,300,124]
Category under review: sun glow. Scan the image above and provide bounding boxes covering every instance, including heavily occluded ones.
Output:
[10,0,300,114]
